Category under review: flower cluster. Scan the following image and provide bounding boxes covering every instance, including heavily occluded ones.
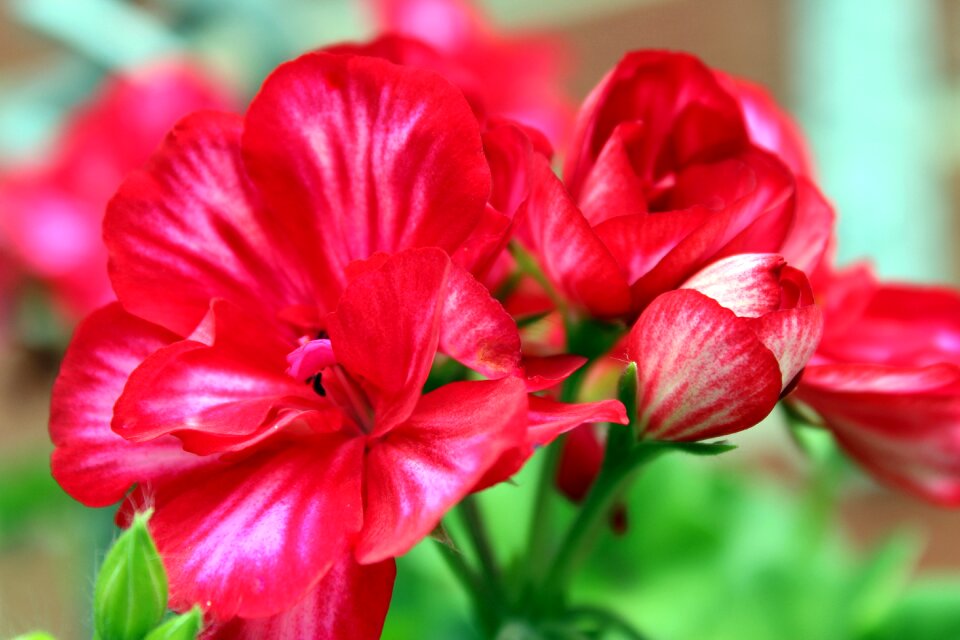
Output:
[41,3,960,638]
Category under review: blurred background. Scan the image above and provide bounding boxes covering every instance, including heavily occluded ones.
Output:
[1,0,960,638]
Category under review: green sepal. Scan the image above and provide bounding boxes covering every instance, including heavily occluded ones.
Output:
[94,510,169,640]
[144,607,204,640]
[617,362,638,427]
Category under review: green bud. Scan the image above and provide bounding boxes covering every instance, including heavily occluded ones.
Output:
[94,510,168,640]
[144,606,203,640]
[12,632,57,640]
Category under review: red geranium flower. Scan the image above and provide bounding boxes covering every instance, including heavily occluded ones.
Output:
[365,0,573,145]
[518,50,834,320]
[50,50,622,636]
[793,265,960,505]
[0,63,231,321]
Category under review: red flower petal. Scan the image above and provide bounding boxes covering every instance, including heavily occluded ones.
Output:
[204,555,395,640]
[628,290,782,440]
[527,395,628,446]
[680,253,787,318]
[576,122,649,224]
[113,301,321,453]
[327,249,449,435]
[797,364,960,505]
[565,50,747,194]
[357,377,527,563]
[517,155,632,318]
[439,261,522,379]
[779,178,835,276]
[750,305,823,387]
[105,111,321,337]
[146,436,365,619]
[49,303,199,507]
[241,52,490,297]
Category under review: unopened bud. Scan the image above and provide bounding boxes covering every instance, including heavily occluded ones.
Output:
[94,510,168,640]
[144,606,203,640]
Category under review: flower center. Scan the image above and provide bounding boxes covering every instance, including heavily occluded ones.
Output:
[285,337,375,434]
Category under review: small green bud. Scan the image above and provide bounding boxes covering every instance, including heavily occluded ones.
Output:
[144,606,203,640]
[12,632,57,640]
[94,510,169,640]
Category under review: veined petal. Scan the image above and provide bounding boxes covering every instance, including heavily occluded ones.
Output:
[628,290,782,440]
[439,262,522,379]
[517,155,632,318]
[327,249,449,435]
[357,378,527,563]
[204,555,395,640]
[527,395,628,445]
[143,436,365,620]
[750,305,823,388]
[680,254,787,318]
[105,111,319,337]
[797,364,960,505]
[577,121,649,224]
[242,52,490,297]
[112,301,319,453]
[49,304,200,507]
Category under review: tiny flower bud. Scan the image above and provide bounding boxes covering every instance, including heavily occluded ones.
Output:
[94,510,169,640]
[144,606,203,640]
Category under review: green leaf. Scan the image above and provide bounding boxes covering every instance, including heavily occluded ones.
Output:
[847,532,920,636]
[94,510,169,640]
[144,607,203,640]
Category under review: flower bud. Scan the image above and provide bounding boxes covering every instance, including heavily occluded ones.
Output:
[144,607,203,640]
[94,510,168,640]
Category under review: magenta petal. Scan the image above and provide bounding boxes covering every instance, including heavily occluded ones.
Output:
[357,378,527,563]
[518,155,632,318]
[680,253,787,318]
[327,249,449,435]
[49,303,202,507]
[527,395,628,445]
[439,262,522,379]
[112,301,317,451]
[242,52,490,297]
[204,555,395,640]
[797,364,960,505]
[628,290,782,440]
[146,436,365,620]
[105,111,321,336]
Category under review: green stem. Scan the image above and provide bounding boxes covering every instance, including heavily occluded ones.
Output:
[459,495,503,596]
[523,437,564,588]
[541,446,660,606]
[435,536,499,635]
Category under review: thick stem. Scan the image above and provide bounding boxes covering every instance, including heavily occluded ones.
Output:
[435,537,500,636]
[541,446,659,606]
[460,495,503,597]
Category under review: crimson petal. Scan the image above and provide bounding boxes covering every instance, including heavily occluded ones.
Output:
[357,378,527,563]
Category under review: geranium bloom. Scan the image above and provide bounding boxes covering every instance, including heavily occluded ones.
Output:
[792,265,960,505]
[519,50,834,320]
[365,0,573,144]
[50,51,622,636]
[626,254,822,440]
[0,64,230,320]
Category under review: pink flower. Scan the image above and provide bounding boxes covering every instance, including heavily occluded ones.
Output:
[0,63,231,320]
[626,254,822,440]
[365,0,573,145]
[793,265,960,505]
[518,50,834,320]
[50,50,621,635]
